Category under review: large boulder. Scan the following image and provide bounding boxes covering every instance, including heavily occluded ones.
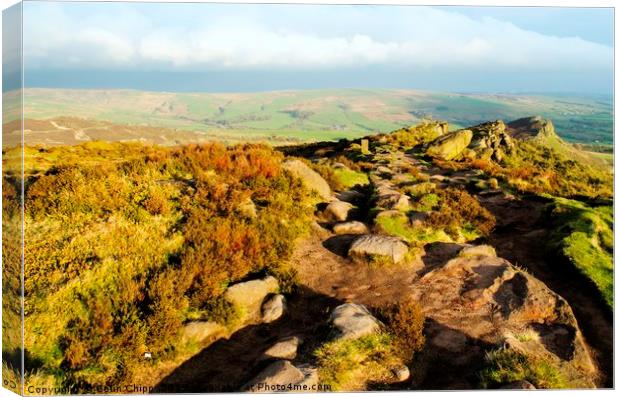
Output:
[261,294,286,323]
[282,159,332,201]
[329,303,382,340]
[426,129,473,161]
[243,360,305,392]
[348,234,409,264]
[224,276,279,322]
[410,252,597,387]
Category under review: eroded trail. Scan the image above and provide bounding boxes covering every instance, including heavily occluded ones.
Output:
[478,194,613,387]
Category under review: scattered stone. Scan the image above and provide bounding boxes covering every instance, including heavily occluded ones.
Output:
[282,159,332,201]
[459,245,497,258]
[242,360,305,392]
[261,336,301,361]
[329,303,382,340]
[261,294,286,323]
[348,234,409,264]
[392,365,410,382]
[322,200,354,222]
[224,276,279,322]
[426,129,473,160]
[333,221,369,235]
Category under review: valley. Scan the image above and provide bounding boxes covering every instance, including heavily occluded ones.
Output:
[4,88,613,146]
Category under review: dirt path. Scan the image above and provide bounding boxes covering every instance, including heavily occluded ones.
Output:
[291,224,419,308]
[478,193,613,387]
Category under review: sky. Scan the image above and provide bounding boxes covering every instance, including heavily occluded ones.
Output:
[19,2,614,94]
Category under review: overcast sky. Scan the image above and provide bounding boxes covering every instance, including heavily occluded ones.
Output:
[21,2,614,94]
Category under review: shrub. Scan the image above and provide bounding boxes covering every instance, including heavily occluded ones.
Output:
[19,142,314,389]
[426,188,496,238]
[378,298,425,362]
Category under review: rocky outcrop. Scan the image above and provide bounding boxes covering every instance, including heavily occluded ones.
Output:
[348,234,409,264]
[468,120,515,162]
[426,129,473,160]
[224,276,279,323]
[261,294,286,323]
[507,116,557,142]
[411,247,596,386]
[329,303,382,340]
[282,159,332,201]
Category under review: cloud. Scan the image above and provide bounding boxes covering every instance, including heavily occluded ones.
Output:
[22,3,612,73]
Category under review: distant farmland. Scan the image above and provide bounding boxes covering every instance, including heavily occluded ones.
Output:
[8,88,614,146]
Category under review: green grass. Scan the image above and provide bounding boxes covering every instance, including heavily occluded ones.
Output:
[332,168,369,189]
[479,348,571,389]
[374,212,451,246]
[547,197,613,309]
[314,333,399,391]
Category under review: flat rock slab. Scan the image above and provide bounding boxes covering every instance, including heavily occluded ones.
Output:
[348,234,409,264]
[261,336,301,361]
[333,221,369,235]
[224,276,279,322]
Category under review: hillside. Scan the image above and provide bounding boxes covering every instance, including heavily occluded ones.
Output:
[8,88,613,145]
[2,116,613,393]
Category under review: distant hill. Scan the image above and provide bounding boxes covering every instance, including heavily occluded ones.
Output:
[6,88,613,146]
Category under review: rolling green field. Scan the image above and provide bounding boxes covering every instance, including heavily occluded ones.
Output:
[9,88,614,145]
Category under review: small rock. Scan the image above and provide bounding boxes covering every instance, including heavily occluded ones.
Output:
[242,360,305,392]
[459,245,497,258]
[322,200,354,222]
[329,303,382,340]
[261,336,301,360]
[392,365,410,382]
[262,294,286,323]
[348,234,409,264]
[333,221,369,235]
